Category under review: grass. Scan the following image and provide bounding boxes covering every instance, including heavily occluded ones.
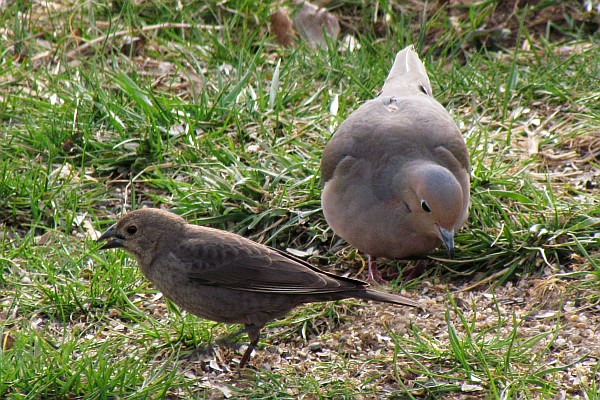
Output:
[1,0,599,398]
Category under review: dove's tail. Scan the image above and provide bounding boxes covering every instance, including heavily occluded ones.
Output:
[380,45,433,98]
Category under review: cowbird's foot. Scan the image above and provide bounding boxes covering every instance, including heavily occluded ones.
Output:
[238,324,261,372]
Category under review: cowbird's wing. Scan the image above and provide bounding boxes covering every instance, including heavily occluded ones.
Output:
[178,233,366,295]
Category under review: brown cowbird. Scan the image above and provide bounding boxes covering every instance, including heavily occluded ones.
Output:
[97,208,420,368]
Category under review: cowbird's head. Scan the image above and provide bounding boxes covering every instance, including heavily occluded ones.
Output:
[97,208,186,263]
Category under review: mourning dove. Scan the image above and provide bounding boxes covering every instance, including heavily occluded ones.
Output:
[97,208,420,368]
[321,45,470,283]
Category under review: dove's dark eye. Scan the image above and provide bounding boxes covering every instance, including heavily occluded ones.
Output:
[126,225,138,235]
[421,200,431,213]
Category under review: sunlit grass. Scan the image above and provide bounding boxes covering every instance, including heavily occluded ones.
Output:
[1,0,598,397]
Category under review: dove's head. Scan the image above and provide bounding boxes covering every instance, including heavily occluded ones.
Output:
[402,162,464,258]
[97,208,187,265]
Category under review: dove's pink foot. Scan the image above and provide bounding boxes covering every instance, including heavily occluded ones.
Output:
[367,255,387,284]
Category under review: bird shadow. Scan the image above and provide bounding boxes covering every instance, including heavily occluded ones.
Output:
[179,329,256,375]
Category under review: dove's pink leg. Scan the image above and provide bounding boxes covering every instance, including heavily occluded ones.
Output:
[367,255,387,284]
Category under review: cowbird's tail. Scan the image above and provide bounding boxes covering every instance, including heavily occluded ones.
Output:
[358,289,421,309]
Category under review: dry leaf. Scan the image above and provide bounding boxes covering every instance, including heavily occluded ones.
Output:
[48,163,73,181]
[2,331,15,351]
[285,247,316,257]
[35,231,54,246]
[120,35,146,57]
[292,1,340,49]
[526,129,540,155]
[270,8,296,47]
[82,219,102,240]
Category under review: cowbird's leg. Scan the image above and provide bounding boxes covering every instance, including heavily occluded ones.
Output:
[239,324,261,369]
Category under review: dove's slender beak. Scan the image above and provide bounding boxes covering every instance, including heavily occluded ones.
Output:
[97,225,124,250]
[438,227,455,259]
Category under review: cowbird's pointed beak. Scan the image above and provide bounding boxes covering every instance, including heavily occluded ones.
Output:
[438,227,455,259]
[97,224,124,250]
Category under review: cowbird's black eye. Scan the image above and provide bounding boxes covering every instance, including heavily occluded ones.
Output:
[126,225,138,235]
[421,200,431,213]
